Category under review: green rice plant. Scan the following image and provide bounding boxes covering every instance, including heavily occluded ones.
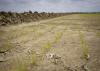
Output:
[41,41,52,54]
[79,31,89,60]
[31,51,37,65]
[83,46,89,60]
[10,62,27,71]
[54,32,63,43]
[0,42,15,52]
[95,31,100,37]
[16,63,27,71]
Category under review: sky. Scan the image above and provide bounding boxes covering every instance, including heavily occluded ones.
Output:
[0,0,100,12]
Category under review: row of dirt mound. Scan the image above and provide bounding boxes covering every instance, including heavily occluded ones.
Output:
[0,11,67,26]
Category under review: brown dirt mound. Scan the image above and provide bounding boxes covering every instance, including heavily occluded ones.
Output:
[0,11,67,26]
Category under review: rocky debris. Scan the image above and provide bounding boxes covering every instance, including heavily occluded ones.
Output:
[0,11,68,26]
[46,53,74,71]
[85,54,90,61]
[81,64,88,71]
[0,57,7,62]
[0,50,8,55]
[46,53,61,65]
[46,53,90,71]
[0,53,8,62]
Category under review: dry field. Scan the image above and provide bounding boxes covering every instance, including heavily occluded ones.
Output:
[0,14,100,71]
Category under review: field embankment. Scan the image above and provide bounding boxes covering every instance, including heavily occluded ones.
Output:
[0,11,68,26]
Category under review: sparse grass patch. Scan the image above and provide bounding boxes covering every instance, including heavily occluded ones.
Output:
[0,30,16,52]
[10,62,27,71]
[41,30,65,55]
[31,51,37,65]
[54,32,63,43]
[95,31,100,37]
[0,30,5,35]
[16,63,27,71]
[79,31,89,60]
[82,46,89,60]
[79,13,100,16]
[41,41,52,54]
[0,42,15,52]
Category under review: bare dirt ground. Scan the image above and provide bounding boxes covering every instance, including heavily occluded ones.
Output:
[0,14,100,71]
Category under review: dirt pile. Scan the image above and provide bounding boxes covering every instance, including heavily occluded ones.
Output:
[0,11,67,26]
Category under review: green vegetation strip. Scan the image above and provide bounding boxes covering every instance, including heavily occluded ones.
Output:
[79,31,89,60]
[38,28,67,63]
[41,27,67,54]
[11,63,27,71]
[54,32,64,43]
[95,31,100,38]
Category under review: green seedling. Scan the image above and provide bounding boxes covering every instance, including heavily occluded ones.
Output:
[54,32,63,43]
[41,41,52,54]
[79,31,89,60]
[0,42,15,52]
[96,31,100,37]
[10,62,27,71]
[31,51,37,65]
